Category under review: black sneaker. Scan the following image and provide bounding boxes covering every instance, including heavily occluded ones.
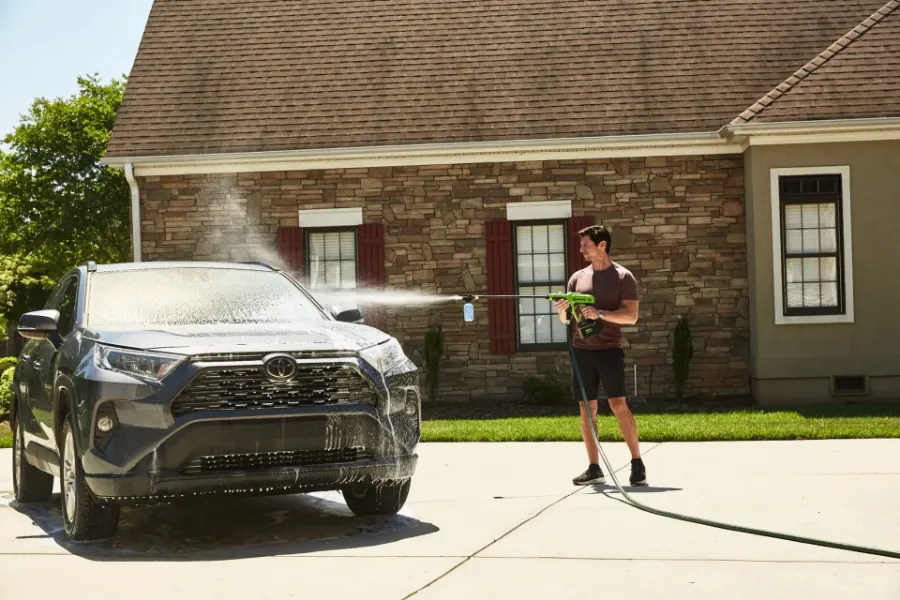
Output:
[573,464,606,485]
[630,458,648,486]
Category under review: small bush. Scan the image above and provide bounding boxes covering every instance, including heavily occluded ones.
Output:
[673,316,694,401]
[0,356,17,373]
[423,325,444,402]
[523,372,571,405]
[0,367,13,415]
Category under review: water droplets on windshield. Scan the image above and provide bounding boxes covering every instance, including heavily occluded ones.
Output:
[86,267,328,329]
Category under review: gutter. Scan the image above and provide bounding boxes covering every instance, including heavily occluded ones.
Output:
[124,163,142,262]
[719,117,900,146]
[99,131,745,176]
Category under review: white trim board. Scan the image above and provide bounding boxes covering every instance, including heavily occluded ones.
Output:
[101,132,745,177]
[298,207,363,227]
[506,200,572,221]
[769,165,854,325]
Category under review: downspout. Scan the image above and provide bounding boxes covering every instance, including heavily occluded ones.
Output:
[124,163,142,263]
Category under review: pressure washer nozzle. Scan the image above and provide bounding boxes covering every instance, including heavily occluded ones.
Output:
[461,294,476,303]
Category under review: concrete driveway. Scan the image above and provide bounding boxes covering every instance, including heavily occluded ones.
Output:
[1,440,899,599]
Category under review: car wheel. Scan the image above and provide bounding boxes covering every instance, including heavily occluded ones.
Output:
[11,402,53,503]
[342,478,411,516]
[60,414,119,541]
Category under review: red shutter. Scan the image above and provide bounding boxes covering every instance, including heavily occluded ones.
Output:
[357,223,387,329]
[567,215,595,277]
[486,219,515,355]
[357,223,386,287]
[276,226,304,276]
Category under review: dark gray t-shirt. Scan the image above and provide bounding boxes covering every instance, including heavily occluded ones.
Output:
[566,262,639,349]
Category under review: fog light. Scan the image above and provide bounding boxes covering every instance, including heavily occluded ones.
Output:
[97,416,115,433]
[405,398,418,418]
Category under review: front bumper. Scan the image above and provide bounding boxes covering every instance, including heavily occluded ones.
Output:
[86,454,417,503]
[83,407,419,503]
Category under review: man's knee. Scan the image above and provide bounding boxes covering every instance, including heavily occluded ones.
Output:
[578,399,598,417]
[608,397,630,417]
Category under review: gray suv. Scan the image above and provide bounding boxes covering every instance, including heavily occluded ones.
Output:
[10,261,421,541]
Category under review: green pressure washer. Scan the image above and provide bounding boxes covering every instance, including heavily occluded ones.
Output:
[458,292,900,561]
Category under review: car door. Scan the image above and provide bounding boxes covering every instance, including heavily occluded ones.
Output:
[30,274,79,449]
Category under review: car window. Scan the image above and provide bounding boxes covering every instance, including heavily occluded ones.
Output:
[54,276,79,336]
[85,267,328,329]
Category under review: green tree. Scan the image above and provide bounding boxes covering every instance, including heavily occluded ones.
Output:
[0,74,130,323]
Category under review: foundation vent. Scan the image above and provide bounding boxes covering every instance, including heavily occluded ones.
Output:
[831,375,869,396]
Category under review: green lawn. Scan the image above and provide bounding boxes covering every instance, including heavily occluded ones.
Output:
[1,405,897,449]
[422,404,900,442]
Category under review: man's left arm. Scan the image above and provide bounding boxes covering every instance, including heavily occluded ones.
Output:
[582,271,640,325]
[595,300,639,325]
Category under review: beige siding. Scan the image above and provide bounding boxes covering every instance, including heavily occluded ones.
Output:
[745,140,900,403]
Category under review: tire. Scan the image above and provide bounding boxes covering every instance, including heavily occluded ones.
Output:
[59,414,119,541]
[342,478,411,516]
[11,401,54,503]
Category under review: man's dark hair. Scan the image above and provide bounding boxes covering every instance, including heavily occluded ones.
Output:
[578,224,612,254]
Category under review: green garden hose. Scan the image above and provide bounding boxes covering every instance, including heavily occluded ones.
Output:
[567,342,900,561]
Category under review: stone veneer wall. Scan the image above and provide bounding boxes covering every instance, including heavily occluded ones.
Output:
[137,156,750,402]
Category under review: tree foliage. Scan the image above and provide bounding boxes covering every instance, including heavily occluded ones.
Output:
[0,74,130,323]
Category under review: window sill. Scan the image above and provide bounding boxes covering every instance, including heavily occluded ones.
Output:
[775,312,854,325]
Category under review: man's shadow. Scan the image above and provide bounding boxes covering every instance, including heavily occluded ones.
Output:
[6,489,438,562]
[585,483,683,495]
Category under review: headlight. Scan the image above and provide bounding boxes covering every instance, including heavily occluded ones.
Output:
[358,338,410,375]
[95,345,185,382]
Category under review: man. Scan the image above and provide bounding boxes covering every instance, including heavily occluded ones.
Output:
[553,224,647,487]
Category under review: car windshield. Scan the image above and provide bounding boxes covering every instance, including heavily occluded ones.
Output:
[85,267,327,328]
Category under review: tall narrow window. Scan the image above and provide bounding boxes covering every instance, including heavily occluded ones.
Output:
[778,174,844,316]
[514,222,568,346]
[306,229,358,290]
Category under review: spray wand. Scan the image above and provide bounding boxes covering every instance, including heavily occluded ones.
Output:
[461,292,600,337]
[455,292,900,560]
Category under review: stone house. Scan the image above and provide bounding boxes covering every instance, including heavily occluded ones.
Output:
[101,0,900,405]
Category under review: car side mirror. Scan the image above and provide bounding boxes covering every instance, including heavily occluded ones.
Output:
[18,310,61,341]
[333,308,364,324]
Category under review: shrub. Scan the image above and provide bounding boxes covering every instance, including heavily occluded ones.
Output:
[673,316,694,401]
[423,325,444,402]
[0,366,13,415]
[0,356,17,373]
[523,372,571,405]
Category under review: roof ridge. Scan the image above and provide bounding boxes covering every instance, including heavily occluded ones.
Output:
[730,0,900,125]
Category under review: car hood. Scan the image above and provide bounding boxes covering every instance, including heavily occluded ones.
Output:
[82,321,392,356]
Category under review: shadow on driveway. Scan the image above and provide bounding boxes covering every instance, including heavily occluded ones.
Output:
[586,483,683,495]
[6,490,438,562]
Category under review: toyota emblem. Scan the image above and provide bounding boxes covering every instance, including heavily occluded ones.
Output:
[263,354,297,382]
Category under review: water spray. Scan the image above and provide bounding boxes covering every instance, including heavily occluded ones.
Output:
[456,293,900,560]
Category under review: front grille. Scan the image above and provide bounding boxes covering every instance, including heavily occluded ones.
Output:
[171,363,376,417]
[181,447,372,474]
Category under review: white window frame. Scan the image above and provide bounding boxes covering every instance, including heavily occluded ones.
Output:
[299,208,362,292]
[769,166,854,325]
[507,200,572,348]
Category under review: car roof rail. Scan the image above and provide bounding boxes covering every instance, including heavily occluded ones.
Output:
[82,260,97,272]
[239,261,280,271]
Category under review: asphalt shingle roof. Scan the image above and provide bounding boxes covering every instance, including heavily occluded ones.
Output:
[105,0,889,158]
[733,0,900,124]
